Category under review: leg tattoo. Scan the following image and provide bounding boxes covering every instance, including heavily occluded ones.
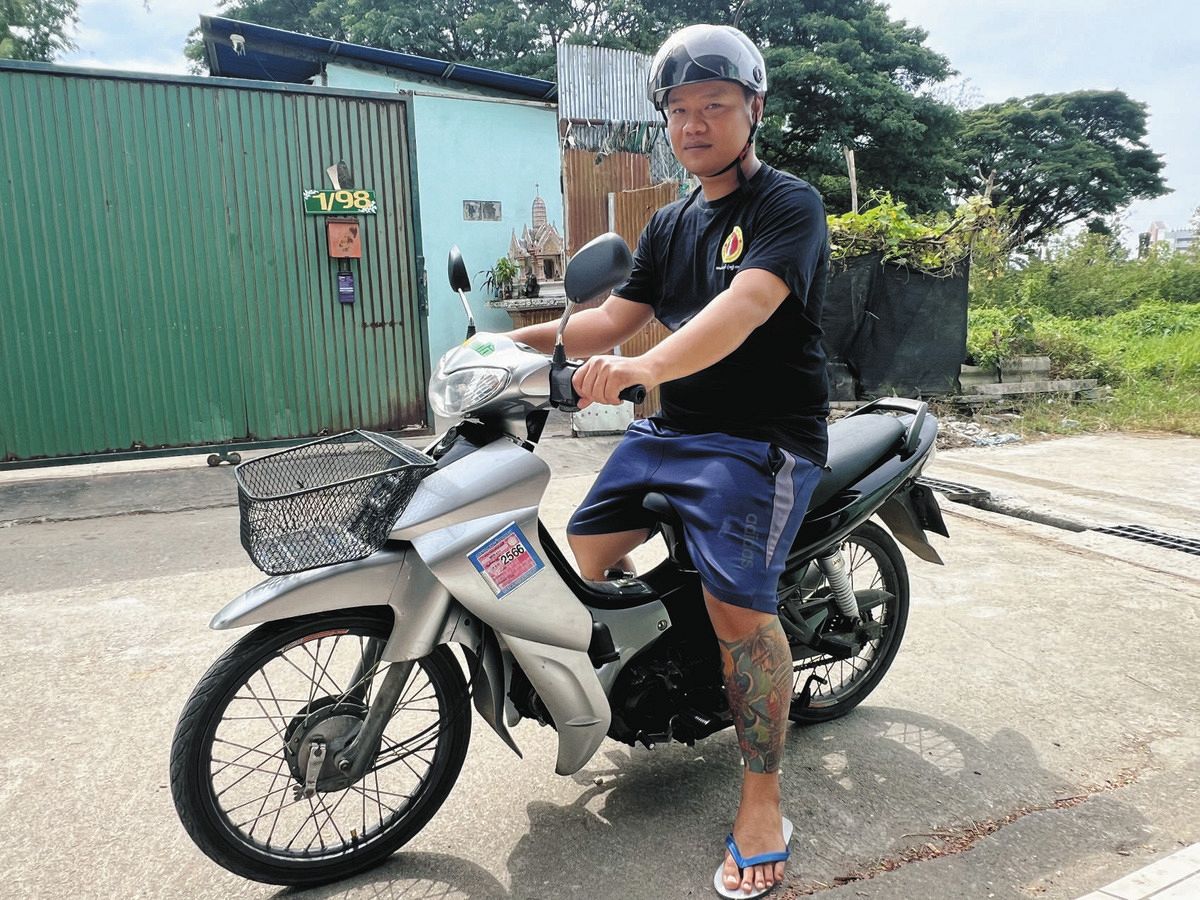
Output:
[718,618,793,774]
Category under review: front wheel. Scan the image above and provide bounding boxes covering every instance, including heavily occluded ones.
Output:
[170,609,471,886]
[779,520,910,724]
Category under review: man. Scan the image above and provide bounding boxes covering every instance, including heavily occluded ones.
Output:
[507,24,829,898]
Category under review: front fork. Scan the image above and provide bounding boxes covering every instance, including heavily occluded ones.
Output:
[294,643,416,798]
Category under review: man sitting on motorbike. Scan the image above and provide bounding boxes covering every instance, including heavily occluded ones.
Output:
[506,24,830,897]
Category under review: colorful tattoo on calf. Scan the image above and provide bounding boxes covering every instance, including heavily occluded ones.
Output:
[718,618,793,774]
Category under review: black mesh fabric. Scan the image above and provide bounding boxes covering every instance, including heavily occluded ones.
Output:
[820,254,969,398]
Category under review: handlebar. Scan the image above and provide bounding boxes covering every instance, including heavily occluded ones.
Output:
[549,359,645,412]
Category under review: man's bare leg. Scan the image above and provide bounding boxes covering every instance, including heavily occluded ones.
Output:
[567,529,650,581]
[705,589,793,895]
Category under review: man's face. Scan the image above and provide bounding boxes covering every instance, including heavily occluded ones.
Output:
[664,80,760,174]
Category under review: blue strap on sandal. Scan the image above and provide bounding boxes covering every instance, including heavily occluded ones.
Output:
[712,816,794,899]
[724,833,790,869]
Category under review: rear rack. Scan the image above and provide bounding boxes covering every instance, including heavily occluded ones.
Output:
[845,397,928,459]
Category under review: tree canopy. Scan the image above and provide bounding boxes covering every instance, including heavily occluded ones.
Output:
[0,0,77,61]
[954,90,1168,248]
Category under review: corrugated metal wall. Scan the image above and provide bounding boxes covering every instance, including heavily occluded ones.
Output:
[0,64,427,463]
[556,45,658,124]
[562,149,650,255]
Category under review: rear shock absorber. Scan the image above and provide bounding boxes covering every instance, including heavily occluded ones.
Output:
[818,550,860,619]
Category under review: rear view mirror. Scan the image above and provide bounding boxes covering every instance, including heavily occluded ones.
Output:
[448,246,471,293]
[564,232,632,303]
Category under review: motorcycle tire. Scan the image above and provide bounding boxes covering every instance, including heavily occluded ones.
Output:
[782,520,910,725]
[170,609,471,886]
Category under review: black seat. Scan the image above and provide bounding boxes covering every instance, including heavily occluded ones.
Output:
[807,415,906,509]
[642,492,694,570]
[641,415,905,566]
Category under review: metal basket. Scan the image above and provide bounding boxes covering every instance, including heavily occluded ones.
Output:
[235,430,436,575]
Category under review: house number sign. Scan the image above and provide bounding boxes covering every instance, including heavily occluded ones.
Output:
[303,189,378,214]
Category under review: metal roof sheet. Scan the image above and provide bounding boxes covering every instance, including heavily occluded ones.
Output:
[202,16,558,101]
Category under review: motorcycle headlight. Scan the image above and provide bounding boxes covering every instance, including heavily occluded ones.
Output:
[429,366,510,417]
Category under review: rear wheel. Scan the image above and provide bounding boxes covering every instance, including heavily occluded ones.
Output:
[170,609,470,886]
[780,521,909,724]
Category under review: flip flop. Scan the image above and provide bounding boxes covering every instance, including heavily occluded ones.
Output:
[712,816,794,899]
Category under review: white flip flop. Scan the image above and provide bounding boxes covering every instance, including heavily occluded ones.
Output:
[712,816,794,899]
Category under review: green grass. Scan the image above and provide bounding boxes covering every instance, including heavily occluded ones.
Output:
[963,239,1200,437]
[961,311,1200,437]
[998,381,1200,437]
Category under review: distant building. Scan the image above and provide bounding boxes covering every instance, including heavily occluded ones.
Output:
[1139,221,1196,255]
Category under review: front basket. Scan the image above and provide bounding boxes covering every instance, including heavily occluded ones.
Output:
[235,430,435,575]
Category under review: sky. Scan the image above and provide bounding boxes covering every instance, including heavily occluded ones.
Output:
[56,0,1198,239]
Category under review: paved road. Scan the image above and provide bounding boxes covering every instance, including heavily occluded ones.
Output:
[1,428,1197,899]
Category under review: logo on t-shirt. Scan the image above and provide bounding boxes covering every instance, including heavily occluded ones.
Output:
[720,226,745,265]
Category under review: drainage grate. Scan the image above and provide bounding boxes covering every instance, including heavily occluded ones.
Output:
[1092,524,1200,557]
[915,477,991,503]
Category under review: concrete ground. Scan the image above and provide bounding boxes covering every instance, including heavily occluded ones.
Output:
[0,417,1197,899]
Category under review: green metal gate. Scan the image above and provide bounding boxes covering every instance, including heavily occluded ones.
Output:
[0,62,429,465]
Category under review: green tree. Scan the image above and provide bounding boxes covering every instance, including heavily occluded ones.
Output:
[954,90,1168,249]
[194,0,961,212]
[0,0,77,60]
[728,0,961,213]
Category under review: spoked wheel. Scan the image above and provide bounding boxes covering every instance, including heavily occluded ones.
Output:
[170,609,470,886]
[779,520,909,724]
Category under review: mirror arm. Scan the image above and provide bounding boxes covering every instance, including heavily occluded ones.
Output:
[553,299,576,361]
[457,289,476,338]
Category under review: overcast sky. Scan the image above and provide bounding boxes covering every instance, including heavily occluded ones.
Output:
[57,0,1198,238]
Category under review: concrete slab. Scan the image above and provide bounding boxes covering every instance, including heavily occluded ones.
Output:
[1079,843,1200,899]
[930,433,1200,537]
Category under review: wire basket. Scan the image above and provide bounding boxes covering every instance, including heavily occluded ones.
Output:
[236,430,436,575]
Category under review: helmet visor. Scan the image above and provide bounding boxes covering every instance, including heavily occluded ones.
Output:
[649,27,764,106]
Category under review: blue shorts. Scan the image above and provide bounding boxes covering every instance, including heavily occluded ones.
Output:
[567,419,822,614]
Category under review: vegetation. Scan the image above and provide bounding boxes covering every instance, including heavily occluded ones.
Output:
[952,91,1168,248]
[481,257,519,299]
[827,192,1011,276]
[0,0,77,60]
[965,235,1200,435]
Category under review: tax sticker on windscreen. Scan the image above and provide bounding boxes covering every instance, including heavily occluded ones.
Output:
[467,523,544,599]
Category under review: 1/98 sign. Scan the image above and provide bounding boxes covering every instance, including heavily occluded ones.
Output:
[303,189,378,215]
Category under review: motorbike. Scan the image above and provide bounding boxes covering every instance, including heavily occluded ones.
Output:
[170,232,948,886]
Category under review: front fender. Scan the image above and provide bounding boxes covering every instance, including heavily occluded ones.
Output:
[211,543,457,662]
[211,546,407,630]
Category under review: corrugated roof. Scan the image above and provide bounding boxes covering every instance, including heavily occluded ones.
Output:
[201,16,558,101]
[556,45,658,123]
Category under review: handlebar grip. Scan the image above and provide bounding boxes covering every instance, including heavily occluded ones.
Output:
[618,385,647,405]
[549,362,582,412]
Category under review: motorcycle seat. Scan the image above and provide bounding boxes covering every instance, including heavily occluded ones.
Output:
[640,414,908,556]
[807,414,907,510]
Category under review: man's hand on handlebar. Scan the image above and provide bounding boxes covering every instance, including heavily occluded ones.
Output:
[572,355,656,408]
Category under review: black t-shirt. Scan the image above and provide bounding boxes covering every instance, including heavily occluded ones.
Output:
[614,164,830,466]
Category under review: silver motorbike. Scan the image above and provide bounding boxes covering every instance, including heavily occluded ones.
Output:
[170,233,947,886]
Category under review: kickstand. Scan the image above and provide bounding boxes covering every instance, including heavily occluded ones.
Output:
[796,674,828,711]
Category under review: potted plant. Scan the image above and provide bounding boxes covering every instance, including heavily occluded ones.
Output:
[481,257,518,300]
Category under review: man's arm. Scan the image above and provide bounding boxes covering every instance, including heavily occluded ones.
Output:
[507,294,655,357]
[572,268,789,404]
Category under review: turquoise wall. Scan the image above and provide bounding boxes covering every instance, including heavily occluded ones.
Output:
[325,64,564,365]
